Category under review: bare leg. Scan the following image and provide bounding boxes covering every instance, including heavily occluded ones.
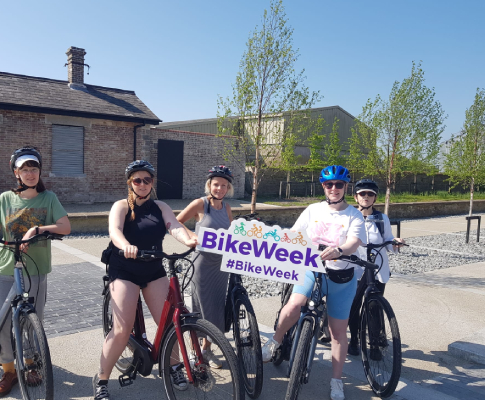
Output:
[273,293,307,343]
[99,280,139,380]
[328,316,349,379]
[142,276,170,325]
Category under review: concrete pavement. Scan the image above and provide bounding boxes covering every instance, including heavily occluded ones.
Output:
[2,215,485,399]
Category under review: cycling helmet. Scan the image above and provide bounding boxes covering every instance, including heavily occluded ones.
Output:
[354,179,379,195]
[319,165,351,183]
[125,160,155,179]
[10,147,42,173]
[207,165,233,183]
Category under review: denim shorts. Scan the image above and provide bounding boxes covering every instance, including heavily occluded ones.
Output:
[292,269,357,320]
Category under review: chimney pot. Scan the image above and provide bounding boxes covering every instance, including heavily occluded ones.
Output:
[66,46,86,88]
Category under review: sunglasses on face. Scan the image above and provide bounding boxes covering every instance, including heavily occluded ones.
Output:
[324,182,345,189]
[358,191,376,197]
[132,177,154,186]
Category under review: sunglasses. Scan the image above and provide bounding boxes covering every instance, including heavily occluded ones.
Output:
[324,182,345,189]
[358,191,376,197]
[132,177,154,186]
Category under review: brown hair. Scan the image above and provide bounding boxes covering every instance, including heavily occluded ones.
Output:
[11,160,46,194]
[126,174,155,221]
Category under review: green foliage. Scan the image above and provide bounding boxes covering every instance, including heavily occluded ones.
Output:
[444,88,485,214]
[346,127,365,178]
[217,0,320,211]
[354,61,446,213]
[323,117,345,166]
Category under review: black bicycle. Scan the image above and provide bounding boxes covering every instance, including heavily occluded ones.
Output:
[223,212,267,399]
[0,232,63,400]
[348,240,405,398]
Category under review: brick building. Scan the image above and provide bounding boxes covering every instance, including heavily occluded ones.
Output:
[0,47,244,202]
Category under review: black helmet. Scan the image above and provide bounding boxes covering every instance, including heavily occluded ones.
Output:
[10,147,42,173]
[125,160,155,179]
[354,179,379,195]
[207,165,233,183]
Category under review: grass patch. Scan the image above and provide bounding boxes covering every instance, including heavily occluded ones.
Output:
[261,191,485,207]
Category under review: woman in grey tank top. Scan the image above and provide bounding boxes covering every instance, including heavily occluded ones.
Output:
[177,166,234,368]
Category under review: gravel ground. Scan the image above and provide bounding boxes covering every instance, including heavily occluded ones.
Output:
[65,227,485,300]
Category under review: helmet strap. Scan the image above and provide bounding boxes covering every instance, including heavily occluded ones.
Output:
[325,194,345,205]
[17,178,37,192]
[129,187,152,201]
[358,204,373,210]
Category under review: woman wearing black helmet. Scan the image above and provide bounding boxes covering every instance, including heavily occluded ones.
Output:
[93,160,197,400]
[176,165,234,369]
[348,179,405,356]
[0,146,71,395]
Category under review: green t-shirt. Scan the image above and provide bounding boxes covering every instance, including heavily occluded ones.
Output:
[0,190,68,276]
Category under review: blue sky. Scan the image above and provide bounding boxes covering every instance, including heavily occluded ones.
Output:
[1,0,484,141]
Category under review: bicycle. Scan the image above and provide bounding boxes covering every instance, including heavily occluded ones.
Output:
[348,240,405,398]
[0,231,64,400]
[223,272,263,399]
[272,245,401,399]
[101,247,244,399]
[246,224,263,238]
[233,222,247,236]
[291,233,307,246]
[262,229,280,241]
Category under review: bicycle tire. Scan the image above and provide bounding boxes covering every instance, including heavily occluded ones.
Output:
[161,318,244,400]
[233,293,263,399]
[273,283,294,366]
[360,295,401,398]
[15,311,54,400]
[285,319,313,400]
[318,302,331,343]
[102,291,137,375]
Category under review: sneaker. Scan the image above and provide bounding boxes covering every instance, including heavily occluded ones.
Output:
[0,371,18,396]
[330,378,345,400]
[170,364,188,391]
[347,340,360,356]
[203,349,222,369]
[261,336,281,363]
[92,374,110,400]
[26,369,42,387]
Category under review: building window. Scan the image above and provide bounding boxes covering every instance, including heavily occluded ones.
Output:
[52,125,84,175]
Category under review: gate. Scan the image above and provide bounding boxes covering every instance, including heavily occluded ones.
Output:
[156,139,184,199]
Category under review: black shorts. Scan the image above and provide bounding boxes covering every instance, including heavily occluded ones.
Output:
[108,252,167,289]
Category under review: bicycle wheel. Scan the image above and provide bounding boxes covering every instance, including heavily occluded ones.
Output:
[15,311,54,400]
[273,283,293,366]
[318,302,331,343]
[360,295,401,398]
[161,318,244,400]
[233,293,263,399]
[285,319,313,400]
[102,291,136,375]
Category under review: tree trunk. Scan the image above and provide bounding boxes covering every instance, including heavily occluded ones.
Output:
[286,171,290,199]
[251,167,258,214]
[384,169,392,215]
[469,177,474,216]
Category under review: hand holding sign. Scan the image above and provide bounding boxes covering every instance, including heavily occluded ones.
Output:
[196,219,323,285]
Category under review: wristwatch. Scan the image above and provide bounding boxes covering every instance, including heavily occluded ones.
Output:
[34,226,39,235]
[337,247,343,255]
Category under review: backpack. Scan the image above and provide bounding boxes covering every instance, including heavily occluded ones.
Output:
[370,209,385,238]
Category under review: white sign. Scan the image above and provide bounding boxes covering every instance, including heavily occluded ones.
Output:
[196,219,323,285]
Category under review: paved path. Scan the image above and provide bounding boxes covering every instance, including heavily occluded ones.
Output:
[2,215,485,399]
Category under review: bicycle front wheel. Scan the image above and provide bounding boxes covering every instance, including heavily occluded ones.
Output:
[233,294,263,399]
[15,311,54,400]
[285,319,313,400]
[360,295,401,398]
[102,291,136,375]
[273,283,294,366]
[161,318,244,400]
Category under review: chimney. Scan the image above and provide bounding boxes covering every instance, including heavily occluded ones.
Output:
[66,47,87,88]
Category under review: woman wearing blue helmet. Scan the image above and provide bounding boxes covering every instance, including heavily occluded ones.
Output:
[262,165,366,400]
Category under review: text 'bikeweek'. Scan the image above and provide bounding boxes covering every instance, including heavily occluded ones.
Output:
[196,220,322,285]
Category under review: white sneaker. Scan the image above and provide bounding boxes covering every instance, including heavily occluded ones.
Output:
[203,349,222,369]
[330,378,345,400]
[261,336,281,363]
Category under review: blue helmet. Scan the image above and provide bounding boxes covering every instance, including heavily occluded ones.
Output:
[319,165,351,183]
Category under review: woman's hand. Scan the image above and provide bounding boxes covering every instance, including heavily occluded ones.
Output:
[122,244,138,259]
[20,227,36,252]
[184,237,198,248]
[320,246,341,261]
[392,237,406,251]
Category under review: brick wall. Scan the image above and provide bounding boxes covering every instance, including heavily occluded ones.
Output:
[0,111,244,203]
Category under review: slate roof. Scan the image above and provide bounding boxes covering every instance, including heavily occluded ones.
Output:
[0,72,160,124]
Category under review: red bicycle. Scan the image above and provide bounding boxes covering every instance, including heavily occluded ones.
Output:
[102,247,244,399]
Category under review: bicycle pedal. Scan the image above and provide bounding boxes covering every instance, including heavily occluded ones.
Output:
[238,310,246,319]
[118,374,136,387]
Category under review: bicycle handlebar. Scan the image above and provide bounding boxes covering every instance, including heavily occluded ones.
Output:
[0,231,64,246]
[118,247,195,260]
[317,243,378,270]
[364,240,409,250]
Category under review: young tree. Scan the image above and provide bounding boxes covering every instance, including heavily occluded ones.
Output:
[444,88,485,215]
[346,127,365,182]
[354,62,446,214]
[217,0,320,212]
[323,117,345,166]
